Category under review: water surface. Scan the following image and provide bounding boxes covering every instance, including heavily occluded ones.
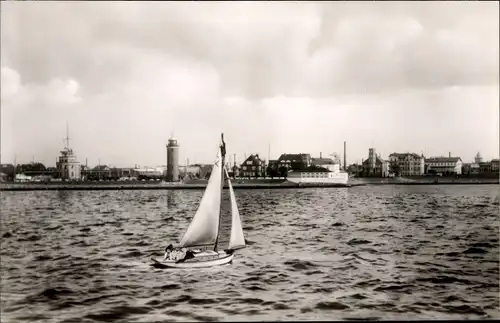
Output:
[1,185,498,321]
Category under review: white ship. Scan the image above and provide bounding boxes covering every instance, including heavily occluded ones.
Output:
[286,163,349,185]
[275,152,349,185]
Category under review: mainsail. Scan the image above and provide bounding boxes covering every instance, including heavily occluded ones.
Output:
[225,168,246,251]
[179,148,223,248]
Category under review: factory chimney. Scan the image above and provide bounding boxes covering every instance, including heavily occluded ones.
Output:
[320,152,322,159]
[449,152,451,158]
[343,141,347,171]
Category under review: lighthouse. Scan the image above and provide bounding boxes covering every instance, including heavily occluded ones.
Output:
[166,136,180,182]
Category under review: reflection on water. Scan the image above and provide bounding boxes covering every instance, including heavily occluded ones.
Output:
[0,185,498,322]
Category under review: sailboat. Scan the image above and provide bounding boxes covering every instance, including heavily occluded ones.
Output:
[151,134,246,268]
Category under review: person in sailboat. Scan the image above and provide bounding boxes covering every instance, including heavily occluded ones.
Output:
[164,244,196,262]
[164,244,184,261]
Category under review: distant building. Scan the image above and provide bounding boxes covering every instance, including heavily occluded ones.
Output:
[277,153,312,170]
[363,148,389,177]
[0,164,15,182]
[133,167,164,180]
[0,172,8,182]
[311,157,339,172]
[425,156,463,175]
[240,154,265,178]
[56,127,81,181]
[462,163,480,175]
[347,163,363,177]
[88,165,111,180]
[230,164,240,178]
[57,147,81,181]
[474,152,483,164]
[474,159,500,174]
[198,164,213,179]
[478,162,491,173]
[180,165,202,179]
[166,137,180,182]
[491,159,499,172]
[389,152,425,176]
[265,160,279,177]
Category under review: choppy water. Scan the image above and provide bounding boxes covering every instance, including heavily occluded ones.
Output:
[1,185,499,322]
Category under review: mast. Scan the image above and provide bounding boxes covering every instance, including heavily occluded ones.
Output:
[214,133,226,251]
[64,123,71,150]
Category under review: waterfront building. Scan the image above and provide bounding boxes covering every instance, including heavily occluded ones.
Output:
[133,167,164,181]
[425,155,463,175]
[478,161,491,173]
[179,165,202,179]
[56,126,81,181]
[80,165,89,181]
[197,164,213,179]
[362,148,389,177]
[389,152,425,176]
[266,160,279,178]
[474,152,483,164]
[166,136,180,182]
[347,163,363,177]
[462,163,480,175]
[311,154,338,172]
[57,147,81,181]
[491,159,499,172]
[474,159,500,174]
[0,164,15,182]
[240,154,265,178]
[88,165,111,180]
[277,153,312,170]
[229,164,240,178]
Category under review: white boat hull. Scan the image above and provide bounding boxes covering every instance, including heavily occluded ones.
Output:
[287,173,349,184]
[151,251,234,269]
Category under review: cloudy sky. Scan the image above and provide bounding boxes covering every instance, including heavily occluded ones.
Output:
[1,1,498,167]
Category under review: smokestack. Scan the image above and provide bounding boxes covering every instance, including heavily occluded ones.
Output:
[320,152,322,159]
[449,152,451,158]
[344,141,347,171]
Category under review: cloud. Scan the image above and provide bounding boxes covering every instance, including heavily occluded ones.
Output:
[2,1,497,99]
[1,66,21,99]
[1,66,82,109]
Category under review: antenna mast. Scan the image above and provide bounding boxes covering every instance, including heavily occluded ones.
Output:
[64,123,71,149]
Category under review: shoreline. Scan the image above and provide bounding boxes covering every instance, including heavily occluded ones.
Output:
[0,178,498,191]
[0,182,351,191]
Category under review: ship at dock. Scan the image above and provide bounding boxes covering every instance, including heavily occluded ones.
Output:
[276,151,349,185]
[286,163,349,185]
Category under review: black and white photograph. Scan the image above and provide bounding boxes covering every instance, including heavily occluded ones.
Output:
[0,1,498,321]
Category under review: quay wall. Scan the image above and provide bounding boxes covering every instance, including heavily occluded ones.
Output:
[349,176,499,185]
[0,176,497,191]
[0,181,353,191]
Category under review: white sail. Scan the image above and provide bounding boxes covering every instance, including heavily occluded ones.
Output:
[179,148,223,248]
[225,168,246,251]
